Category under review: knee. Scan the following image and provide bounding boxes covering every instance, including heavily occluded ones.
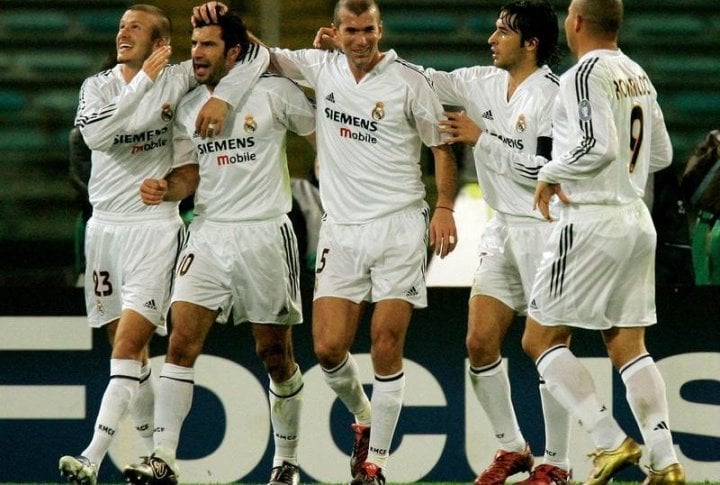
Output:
[257,341,294,381]
[521,331,542,362]
[313,339,346,369]
[466,332,497,365]
[166,330,203,367]
[111,335,148,361]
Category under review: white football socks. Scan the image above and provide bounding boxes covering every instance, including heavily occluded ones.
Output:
[322,353,372,426]
[153,363,194,466]
[468,359,526,452]
[366,372,405,469]
[269,365,304,467]
[82,358,141,467]
[621,354,678,469]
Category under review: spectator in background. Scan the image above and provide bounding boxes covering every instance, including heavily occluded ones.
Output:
[58,4,269,484]
[679,129,720,285]
[647,168,694,286]
[426,2,573,484]
[290,159,323,272]
[522,1,685,485]
[68,126,92,287]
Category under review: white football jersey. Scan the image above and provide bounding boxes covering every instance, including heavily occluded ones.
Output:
[173,74,316,222]
[540,49,672,204]
[271,48,446,224]
[75,44,269,218]
[427,65,559,219]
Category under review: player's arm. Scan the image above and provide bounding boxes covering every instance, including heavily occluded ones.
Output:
[142,100,201,205]
[466,94,553,188]
[409,74,458,257]
[429,144,458,258]
[541,67,615,182]
[197,43,270,137]
[424,67,468,107]
[140,163,199,205]
[142,112,199,206]
[76,69,160,152]
[648,99,672,173]
[432,67,549,187]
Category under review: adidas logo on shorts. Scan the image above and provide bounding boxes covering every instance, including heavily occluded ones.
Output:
[404,286,418,297]
[143,299,157,311]
[481,109,494,120]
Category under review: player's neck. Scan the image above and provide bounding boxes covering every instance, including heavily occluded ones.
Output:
[576,36,618,58]
[120,64,142,84]
[348,52,384,83]
[506,62,539,100]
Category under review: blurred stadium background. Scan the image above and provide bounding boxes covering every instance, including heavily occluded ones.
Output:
[0,0,718,287]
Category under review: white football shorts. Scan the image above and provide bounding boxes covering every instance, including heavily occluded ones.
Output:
[313,203,429,308]
[171,215,303,326]
[470,213,552,315]
[528,199,657,330]
[84,211,184,332]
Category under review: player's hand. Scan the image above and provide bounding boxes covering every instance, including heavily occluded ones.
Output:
[191,1,228,27]
[533,180,571,221]
[140,178,168,205]
[313,26,340,50]
[196,97,229,138]
[142,45,171,82]
[429,207,457,259]
[439,110,481,146]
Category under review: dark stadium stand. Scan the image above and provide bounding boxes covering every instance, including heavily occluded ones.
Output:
[0,1,129,286]
[0,0,717,287]
[379,0,720,163]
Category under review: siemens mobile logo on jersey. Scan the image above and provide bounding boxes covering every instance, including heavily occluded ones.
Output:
[198,137,256,166]
[325,107,379,144]
[489,131,524,150]
[324,108,379,132]
[198,137,255,154]
[113,127,169,153]
[614,74,652,99]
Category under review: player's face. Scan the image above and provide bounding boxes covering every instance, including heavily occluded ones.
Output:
[335,7,383,74]
[191,26,232,86]
[116,10,163,67]
[487,14,525,71]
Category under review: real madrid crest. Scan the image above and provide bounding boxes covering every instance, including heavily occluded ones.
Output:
[161,103,174,122]
[244,114,257,133]
[515,114,526,133]
[371,102,385,121]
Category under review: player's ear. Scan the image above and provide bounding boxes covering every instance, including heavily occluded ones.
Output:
[228,44,241,63]
[154,36,170,50]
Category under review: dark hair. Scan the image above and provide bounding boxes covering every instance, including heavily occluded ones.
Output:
[499,0,560,67]
[127,4,172,43]
[333,0,381,26]
[194,8,250,58]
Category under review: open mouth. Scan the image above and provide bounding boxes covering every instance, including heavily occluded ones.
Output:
[193,62,210,77]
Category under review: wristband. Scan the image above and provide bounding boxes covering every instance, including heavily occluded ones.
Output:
[435,205,454,212]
